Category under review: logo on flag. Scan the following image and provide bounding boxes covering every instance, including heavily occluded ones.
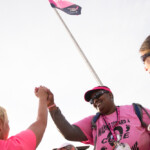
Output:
[49,0,82,15]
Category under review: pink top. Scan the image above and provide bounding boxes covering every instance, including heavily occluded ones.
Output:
[0,129,36,150]
[74,105,150,150]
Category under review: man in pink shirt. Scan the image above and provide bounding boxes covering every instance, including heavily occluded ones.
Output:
[0,86,51,150]
[47,86,150,150]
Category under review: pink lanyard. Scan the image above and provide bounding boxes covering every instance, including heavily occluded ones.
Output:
[102,107,120,142]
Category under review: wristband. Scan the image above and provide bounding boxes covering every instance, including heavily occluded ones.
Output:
[48,104,56,109]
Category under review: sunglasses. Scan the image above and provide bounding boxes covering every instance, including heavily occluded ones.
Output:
[141,52,150,62]
[89,90,108,104]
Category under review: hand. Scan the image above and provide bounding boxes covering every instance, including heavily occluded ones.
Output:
[34,86,48,100]
[46,88,54,107]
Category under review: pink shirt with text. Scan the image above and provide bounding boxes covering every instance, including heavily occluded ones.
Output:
[74,105,150,150]
[0,129,36,150]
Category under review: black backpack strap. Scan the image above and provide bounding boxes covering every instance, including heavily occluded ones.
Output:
[91,112,101,150]
[92,112,101,130]
[93,135,97,150]
[132,103,148,128]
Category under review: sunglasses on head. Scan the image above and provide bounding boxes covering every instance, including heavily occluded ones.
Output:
[89,90,109,104]
[141,52,150,62]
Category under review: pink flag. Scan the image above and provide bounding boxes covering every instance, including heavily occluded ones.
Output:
[49,0,82,15]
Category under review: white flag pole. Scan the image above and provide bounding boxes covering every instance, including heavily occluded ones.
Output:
[53,8,103,86]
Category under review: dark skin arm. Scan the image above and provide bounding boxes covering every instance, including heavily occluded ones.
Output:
[47,89,87,141]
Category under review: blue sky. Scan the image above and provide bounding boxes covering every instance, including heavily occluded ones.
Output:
[0,0,150,149]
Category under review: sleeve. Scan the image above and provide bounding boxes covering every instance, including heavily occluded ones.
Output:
[9,129,36,150]
[73,115,94,144]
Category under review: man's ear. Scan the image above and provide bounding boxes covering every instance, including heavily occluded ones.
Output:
[108,92,113,100]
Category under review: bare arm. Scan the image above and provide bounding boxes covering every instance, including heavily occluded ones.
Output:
[47,89,87,141]
[50,107,87,141]
[28,86,49,148]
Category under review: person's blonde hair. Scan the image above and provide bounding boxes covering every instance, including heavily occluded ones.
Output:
[0,106,8,123]
[139,35,150,52]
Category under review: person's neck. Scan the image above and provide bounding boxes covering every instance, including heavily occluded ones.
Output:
[106,105,116,115]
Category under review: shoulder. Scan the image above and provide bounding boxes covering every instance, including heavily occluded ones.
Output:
[120,104,150,113]
[5,130,36,150]
[119,105,136,116]
[119,105,133,111]
[12,129,36,139]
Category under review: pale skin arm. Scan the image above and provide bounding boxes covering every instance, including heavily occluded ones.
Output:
[27,86,50,148]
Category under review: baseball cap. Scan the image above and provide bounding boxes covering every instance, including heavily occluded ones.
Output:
[84,86,112,102]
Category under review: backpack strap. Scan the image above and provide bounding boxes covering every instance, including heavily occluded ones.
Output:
[132,103,149,128]
[92,112,101,130]
[91,112,101,150]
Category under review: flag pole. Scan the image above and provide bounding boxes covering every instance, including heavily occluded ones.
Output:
[53,8,103,86]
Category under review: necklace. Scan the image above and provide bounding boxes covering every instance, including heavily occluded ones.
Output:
[102,106,120,142]
[102,107,131,150]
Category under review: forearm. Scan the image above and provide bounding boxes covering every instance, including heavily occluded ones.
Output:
[37,99,48,125]
[49,107,87,141]
[28,99,48,147]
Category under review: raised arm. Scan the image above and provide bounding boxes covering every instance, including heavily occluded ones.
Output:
[28,86,50,148]
[47,89,87,141]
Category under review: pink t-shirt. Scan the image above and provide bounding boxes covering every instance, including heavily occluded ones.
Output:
[74,105,150,150]
[0,129,36,150]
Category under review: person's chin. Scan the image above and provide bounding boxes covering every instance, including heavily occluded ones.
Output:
[99,107,105,114]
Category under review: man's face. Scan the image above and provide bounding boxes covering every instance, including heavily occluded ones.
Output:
[90,90,114,115]
[140,50,150,73]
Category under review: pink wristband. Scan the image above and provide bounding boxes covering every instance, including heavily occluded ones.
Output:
[48,104,56,109]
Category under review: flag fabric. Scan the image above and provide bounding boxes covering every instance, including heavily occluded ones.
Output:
[49,0,82,15]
